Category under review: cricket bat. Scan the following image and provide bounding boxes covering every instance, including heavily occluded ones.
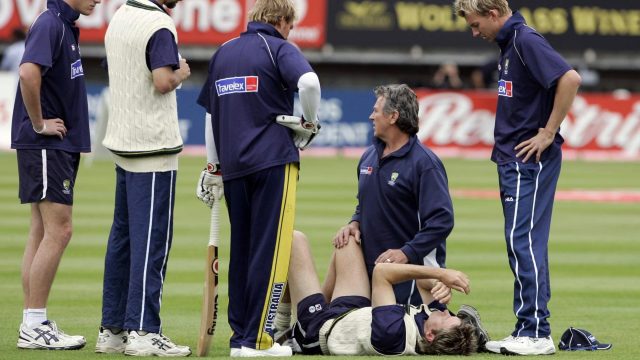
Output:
[196,199,220,356]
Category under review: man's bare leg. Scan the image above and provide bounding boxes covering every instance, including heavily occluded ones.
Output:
[287,231,323,306]
[22,204,44,312]
[331,236,369,301]
[320,252,335,302]
[287,233,369,312]
[17,201,84,350]
[27,201,72,310]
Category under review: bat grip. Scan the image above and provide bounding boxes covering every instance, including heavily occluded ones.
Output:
[209,198,220,247]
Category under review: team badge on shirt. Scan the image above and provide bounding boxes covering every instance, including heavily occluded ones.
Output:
[360,166,373,175]
[215,76,259,96]
[62,179,71,195]
[498,79,513,97]
[388,172,399,186]
[70,59,84,79]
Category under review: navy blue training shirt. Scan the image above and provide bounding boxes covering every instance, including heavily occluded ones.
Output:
[371,305,430,355]
[145,0,179,71]
[493,11,572,164]
[352,136,453,275]
[146,29,179,71]
[11,0,90,153]
[197,21,314,180]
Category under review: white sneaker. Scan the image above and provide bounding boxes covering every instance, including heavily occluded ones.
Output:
[485,335,513,353]
[17,321,85,350]
[56,326,86,345]
[240,343,293,357]
[95,326,127,353]
[274,327,301,354]
[125,331,191,357]
[500,336,556,355]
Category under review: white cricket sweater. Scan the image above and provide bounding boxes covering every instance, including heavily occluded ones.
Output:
[103,0,182,172]
[319,305,427,355]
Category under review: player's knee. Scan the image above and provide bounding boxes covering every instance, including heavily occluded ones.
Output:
[344,236,360,251]
[292,230,308,245]
[50,221,73,246]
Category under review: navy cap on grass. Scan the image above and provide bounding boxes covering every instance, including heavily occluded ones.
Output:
[558,327,612,351]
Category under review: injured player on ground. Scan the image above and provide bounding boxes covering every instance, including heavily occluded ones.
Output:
[278,230,488,356]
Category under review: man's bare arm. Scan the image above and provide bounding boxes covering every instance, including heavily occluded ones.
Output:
[371,263,469,307]
[19,62,66,139]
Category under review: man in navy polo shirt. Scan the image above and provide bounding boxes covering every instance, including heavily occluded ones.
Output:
[334,84,455,307]
[197,0,320,356]
[455,0,581,355]
[10,0,100,351]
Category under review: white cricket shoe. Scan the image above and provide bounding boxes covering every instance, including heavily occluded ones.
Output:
[95,326,127,353]
[500,336,556,355]
[125,331,191,357]
[17,321,85,350]
[240,343,293,357]
[485,335,513,354]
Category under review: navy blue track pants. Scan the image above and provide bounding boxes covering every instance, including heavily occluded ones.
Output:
[225,163,298,350]
[101,166,176,333]
[498,154,561,338]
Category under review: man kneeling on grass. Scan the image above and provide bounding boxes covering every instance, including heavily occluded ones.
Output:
[282,230,480,356]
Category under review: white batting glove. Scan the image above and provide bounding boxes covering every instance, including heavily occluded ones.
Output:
[276,115,321,150]
[196,163,223,208]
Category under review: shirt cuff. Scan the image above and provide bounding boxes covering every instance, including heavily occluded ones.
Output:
[400,244,419,264]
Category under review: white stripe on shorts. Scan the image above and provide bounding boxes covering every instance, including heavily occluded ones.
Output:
[41,150,47,200]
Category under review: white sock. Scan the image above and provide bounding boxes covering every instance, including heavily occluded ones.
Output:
[22,309,28,325]
[26,308,47,328]
[274,302,291,332]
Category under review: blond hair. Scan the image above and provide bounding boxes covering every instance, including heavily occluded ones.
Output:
[454,0,511,17]
[418,322,478,355]
[249,0,296,26]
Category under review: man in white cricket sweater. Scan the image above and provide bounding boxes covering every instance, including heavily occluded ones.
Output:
[96,0,191,356]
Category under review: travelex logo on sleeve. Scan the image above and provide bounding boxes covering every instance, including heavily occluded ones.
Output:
[70,60,84,79]
[498,79,513,97]
[215,76,259,96]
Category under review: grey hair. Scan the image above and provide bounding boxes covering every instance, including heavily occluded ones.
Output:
[454,0,511,17]
[374,84,419,135]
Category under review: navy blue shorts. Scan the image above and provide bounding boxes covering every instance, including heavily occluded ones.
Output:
[17,149,80,205]
[293,293,370,354]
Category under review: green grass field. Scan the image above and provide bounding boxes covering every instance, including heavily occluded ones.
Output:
[0,151,638,359]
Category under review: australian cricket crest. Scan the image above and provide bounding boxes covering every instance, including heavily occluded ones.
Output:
[62,179,71,195]
[388,172,399,186]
